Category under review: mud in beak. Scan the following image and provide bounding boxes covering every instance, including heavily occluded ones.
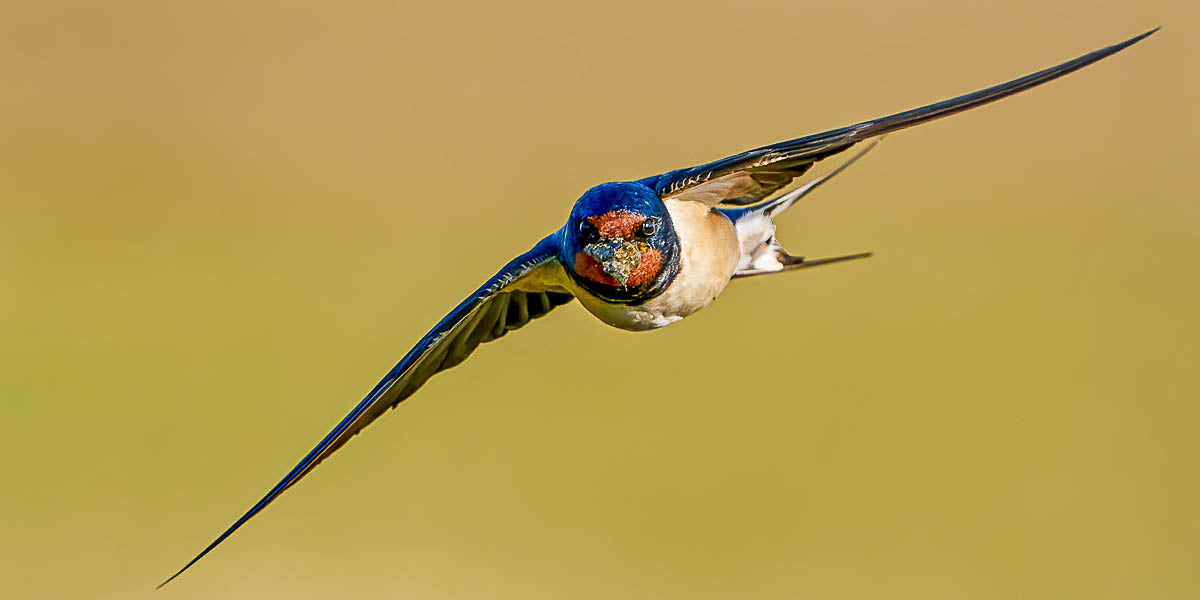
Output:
[584,239,645,287]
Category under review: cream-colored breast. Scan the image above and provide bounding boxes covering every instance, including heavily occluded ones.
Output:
[572,199,740,331]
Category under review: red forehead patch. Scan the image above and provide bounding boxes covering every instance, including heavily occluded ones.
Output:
[587,210,645,238]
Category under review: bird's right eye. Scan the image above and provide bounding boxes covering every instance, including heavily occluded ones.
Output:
[578,221,599,243]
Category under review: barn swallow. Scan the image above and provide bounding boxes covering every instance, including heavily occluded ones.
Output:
[160,29,1156,586]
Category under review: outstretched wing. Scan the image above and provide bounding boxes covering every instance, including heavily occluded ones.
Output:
[160,233,573,587]
[640,28,1157,207]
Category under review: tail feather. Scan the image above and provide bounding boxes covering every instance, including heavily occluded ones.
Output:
[761,139,881,219]
[732,251,873,279]
[725,141,879,279]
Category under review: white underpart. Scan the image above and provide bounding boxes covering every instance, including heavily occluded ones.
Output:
[730,181,814,273]
[733,212,785,273]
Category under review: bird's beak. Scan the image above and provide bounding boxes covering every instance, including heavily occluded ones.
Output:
[584,238,645,287]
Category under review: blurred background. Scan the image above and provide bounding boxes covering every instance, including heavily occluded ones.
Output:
[2,1,1197,598]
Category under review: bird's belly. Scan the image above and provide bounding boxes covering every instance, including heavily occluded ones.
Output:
[575,200,740,331]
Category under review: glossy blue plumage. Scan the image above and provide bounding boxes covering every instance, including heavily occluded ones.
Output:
[559,182,681,304]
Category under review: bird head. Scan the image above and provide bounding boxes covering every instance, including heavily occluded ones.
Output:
[561,182,680,304]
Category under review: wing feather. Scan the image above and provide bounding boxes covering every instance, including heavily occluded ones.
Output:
[160,233,572,587]
[643,28,1156,207]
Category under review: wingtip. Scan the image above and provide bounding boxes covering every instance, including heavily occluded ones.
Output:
[155,527,235,589]
[1122,27,1161,47]
[1086,27,1158,65]
[157,560,196,590]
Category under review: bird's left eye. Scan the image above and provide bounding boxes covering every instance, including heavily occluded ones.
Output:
[637,218,659,239]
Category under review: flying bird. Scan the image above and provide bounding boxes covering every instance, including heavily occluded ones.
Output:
[161,28,1156,586]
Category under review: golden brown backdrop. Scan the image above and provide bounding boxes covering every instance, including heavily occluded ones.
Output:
[2,1,1197,598]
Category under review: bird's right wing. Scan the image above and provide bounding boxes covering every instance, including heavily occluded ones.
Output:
[160,232,574,587]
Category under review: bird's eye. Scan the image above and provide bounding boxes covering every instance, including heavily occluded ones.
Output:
[579,221,599,243]
[637,218,660,239]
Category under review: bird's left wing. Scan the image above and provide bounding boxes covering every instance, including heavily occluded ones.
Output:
[160,233,573,587]
[640,28,1156,207]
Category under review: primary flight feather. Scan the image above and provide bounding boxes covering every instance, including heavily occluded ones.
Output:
[160,28,1156,587]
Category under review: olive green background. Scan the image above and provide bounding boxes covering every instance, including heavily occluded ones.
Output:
[2,1,1196,598]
